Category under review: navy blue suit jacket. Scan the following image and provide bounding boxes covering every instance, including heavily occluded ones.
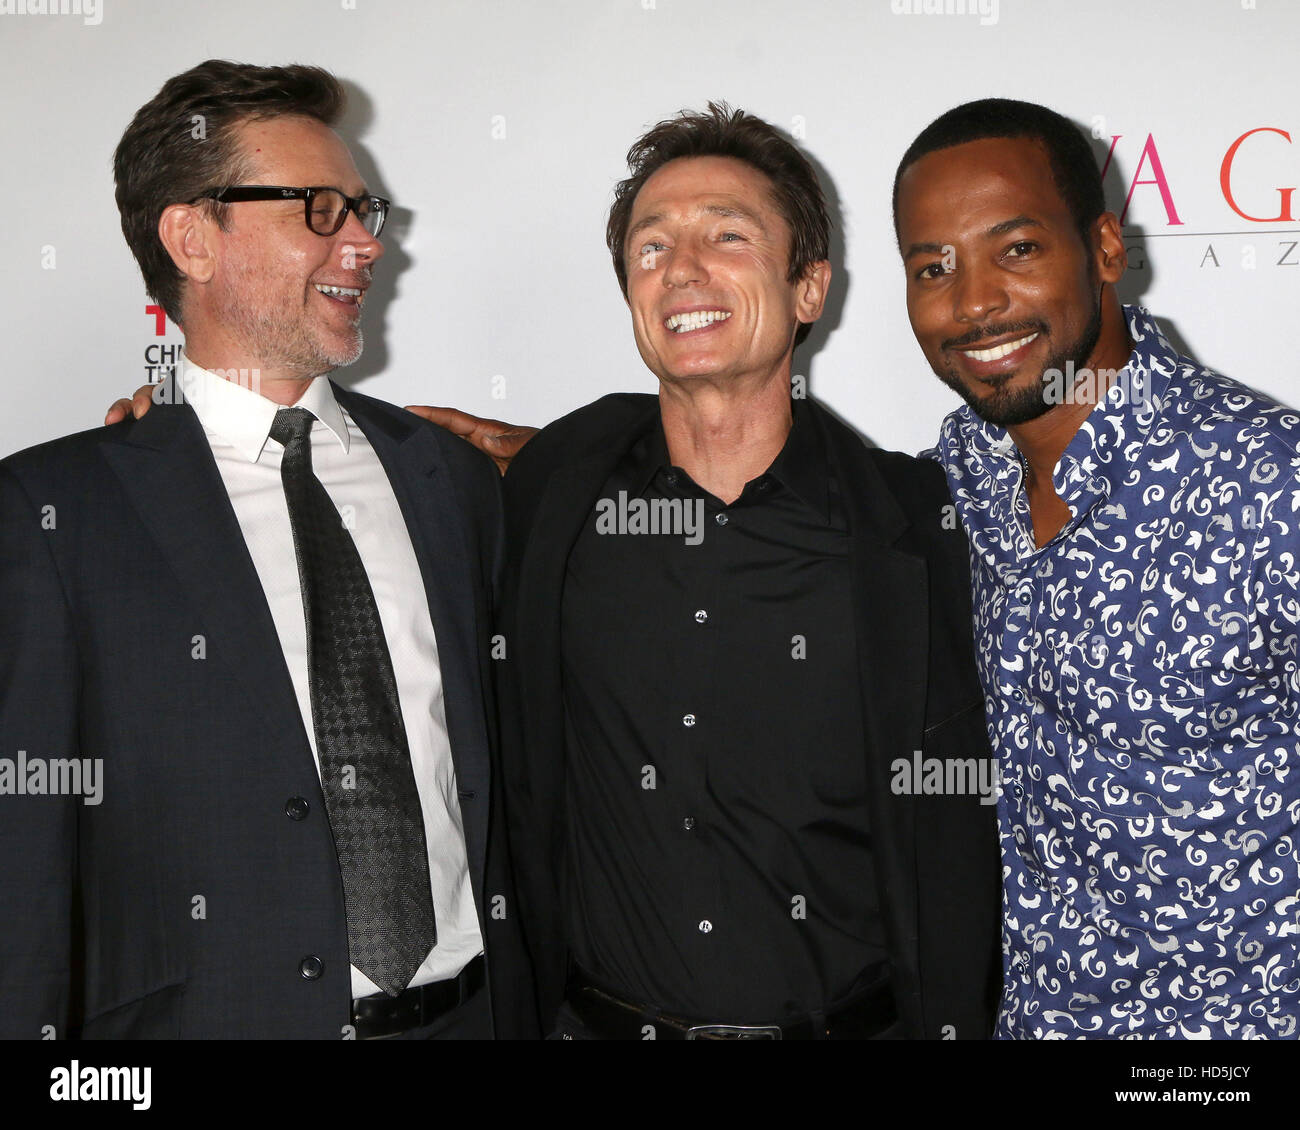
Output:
[0,384,532,1038]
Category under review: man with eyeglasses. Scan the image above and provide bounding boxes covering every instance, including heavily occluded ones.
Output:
[0,60,532,1040]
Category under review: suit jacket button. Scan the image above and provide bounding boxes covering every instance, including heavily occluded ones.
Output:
[285,796,310,820]
[299,955,324,980]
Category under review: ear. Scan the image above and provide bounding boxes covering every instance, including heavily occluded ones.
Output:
[794,259,832,324]
[158,203,219,286]
[1092,211,1126,286]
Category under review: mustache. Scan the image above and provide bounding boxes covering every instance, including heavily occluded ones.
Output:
[942,321,1046,351]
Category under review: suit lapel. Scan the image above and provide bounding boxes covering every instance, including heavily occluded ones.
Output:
[814,405,928,1019]
[514,438,643,873]
[99,404,310,754]
[516,452,625,704]
[332,385,490,799]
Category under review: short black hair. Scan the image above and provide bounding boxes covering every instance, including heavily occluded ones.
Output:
[891,98,1105,250]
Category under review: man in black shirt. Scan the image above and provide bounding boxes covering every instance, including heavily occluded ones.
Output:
[560,398,880,1023]
[491,105,999,1039]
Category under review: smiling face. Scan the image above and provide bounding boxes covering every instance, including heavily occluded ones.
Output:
[199,114,382,380]
[896,136,1119,427]
[622,155,827,391]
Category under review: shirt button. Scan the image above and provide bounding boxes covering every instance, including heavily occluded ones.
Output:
[298,955,324,980]
[665,470,679,486]
[683,817,695,831]
[284,796,310,821]
[1019,591,1031,604]
[698,920,713,934]
[715,512,729,526]
[757,479,770,492]
[683,713,696,727]
[694,609,708,624]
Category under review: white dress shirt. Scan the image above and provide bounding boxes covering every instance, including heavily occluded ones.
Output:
[168,359,483,1000]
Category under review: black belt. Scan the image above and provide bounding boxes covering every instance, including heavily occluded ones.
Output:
[351,954,485,1039]
[565,967,898,1040]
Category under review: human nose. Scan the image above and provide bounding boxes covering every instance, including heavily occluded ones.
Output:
[335,209,384,269]
[662,237,707,288]
[952,257,1008,325]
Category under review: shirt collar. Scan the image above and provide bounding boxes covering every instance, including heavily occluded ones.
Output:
[166,354,351,463]
[765,397,832,519]
[628,397,832,520]
[942,304,1176,514]
[628,418,670,497]
[1049,305,1173,510]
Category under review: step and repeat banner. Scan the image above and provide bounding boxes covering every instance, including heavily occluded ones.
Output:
[2,0,1297,459]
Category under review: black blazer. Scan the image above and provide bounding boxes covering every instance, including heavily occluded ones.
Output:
[497,393,1000,1039]
[0,384,532,1039]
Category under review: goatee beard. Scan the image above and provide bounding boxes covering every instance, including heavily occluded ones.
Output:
[940,297,1103,428]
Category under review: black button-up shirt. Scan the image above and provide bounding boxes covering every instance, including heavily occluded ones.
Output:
[560,400,887,1022]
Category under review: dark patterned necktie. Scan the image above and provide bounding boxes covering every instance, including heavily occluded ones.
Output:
[271,406,435,996]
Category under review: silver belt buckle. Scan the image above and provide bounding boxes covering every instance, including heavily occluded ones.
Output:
[685,1023,782,1040]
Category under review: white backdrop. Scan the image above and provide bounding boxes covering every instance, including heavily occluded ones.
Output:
[3,0,1298,459]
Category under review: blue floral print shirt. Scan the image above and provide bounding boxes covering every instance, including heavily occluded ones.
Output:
[931,306,1300,1039]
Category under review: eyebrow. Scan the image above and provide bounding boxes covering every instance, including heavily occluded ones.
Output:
[313,183,371,198]
[987,215,1043,237]
[625,203,768,247]
[903,215,1044,259]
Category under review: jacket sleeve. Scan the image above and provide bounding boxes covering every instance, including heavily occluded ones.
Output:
[0,463,80,1039]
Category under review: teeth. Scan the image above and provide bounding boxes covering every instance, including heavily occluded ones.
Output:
[665,310,731,333]
[314,284,362,298]
[964,332,1038,363]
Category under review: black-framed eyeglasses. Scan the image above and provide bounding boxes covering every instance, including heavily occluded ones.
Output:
[195,185,390,238]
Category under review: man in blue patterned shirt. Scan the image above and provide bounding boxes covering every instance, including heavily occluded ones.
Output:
[895,98,1300,1038]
